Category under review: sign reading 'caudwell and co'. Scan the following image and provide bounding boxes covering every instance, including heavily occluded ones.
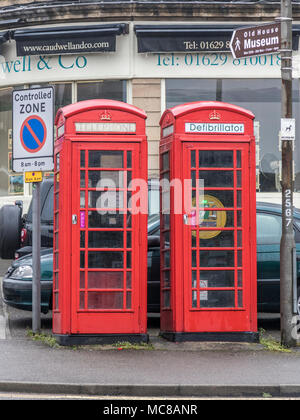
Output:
[12,86,54,172]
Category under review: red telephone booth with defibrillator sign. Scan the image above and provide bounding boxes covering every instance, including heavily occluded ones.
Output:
[159,101,258,342]
[52,100,148,345]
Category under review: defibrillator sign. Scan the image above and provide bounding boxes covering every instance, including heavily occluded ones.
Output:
[12,86,54,172]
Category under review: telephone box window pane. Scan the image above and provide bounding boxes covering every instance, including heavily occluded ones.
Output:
[200,291,235,308]
[80,171,85,188]
[192,291,197,308]
[202,190,234,208]
[199,230,234,248]
[55,292,59,310]
[88,231,123,248]
[162,152,169,170]
[87,271,123,289]
[237,171,242,188]
[237,211,242,227]
[79,292,85,309]
[88,251,123,268]
[127,151,132,168]
[191,170,196,188]
[200,270,235,287]
[236,151,241,168]
[163,214,170,229]
[238,291,243,307]
[199,151,233,168]
[88,191,124,209]
[80,251,85,268]
[199,210,234,228]
[127,171,132,188]
[80,231,85,248]
[163,251,170,268]
[80,151,85,167]
[199,170,234,187]
[80,271,85,289]
[163,270,170,287]
[192,270,197,288]
[88,292,123,309]
[126,271,132,289]
[163,290,170,308]
[80,191,85,208]
[237,230,243,247]
[200,250,234,267]
[89,151,123,168]
[238,270,243,287]
[237,190,242,207]
[127,251,131,268]
[88,170,124,188]
[127,231,132,248]
[192,250,197,267]
[191,150,196,168]
[88,211,123,228]
[237,250,243,267]
[126,292,132,309]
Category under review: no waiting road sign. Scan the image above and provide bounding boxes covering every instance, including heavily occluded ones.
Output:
[230,22,281,59]
[13,86,54,172]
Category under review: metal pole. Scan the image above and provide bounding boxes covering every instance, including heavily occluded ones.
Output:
[279,0,297,347]
[32,181,41,334]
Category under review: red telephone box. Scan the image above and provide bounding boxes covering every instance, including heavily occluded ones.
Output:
[52,100,148,345]
[159,101,258,342]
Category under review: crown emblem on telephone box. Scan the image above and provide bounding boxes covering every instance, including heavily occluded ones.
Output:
[209,110,221,120]
[100,110,112,121]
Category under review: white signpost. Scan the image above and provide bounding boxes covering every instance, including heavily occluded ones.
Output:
[12,86,54,172]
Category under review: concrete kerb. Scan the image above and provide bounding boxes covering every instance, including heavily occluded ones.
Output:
[0,382,300,398]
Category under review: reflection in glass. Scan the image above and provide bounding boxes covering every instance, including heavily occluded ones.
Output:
[88,231,123,248]
[89,151,123,168]
[88,211,123,228]
[88,291,123,309]
[87,271,123,289]
[199,250,234,267]
[88,170,124,188]
[199,170,233,187]
[200,290,235,308]
[199,270,235,288]
[199,151,233,168]
[88,251,123,268]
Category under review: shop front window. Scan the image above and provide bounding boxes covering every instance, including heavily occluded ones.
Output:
[166,79,300,193]
[30,83,72,115]
[77,80,126,102]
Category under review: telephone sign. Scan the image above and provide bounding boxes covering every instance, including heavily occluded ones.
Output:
[12,86,54,172]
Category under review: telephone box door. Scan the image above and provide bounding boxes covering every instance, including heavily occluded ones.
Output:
[71,143,141,334]
[182,142,255,333]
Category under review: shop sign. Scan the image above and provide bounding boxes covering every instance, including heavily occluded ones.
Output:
[230,22,281,59]
[12,86,54,172]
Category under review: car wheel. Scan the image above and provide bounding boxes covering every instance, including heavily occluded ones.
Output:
[0,205,22,259]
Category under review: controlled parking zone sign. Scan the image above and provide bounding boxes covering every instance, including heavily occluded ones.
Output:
[12,86,54,172]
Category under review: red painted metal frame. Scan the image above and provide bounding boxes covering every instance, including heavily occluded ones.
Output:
[159,101,257,337]
[53,100,147,337]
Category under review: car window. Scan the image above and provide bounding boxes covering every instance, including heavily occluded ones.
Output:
[41,185,54,223]
[257,212,282,245]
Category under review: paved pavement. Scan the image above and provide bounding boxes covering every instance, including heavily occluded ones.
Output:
[1,257,300,399]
